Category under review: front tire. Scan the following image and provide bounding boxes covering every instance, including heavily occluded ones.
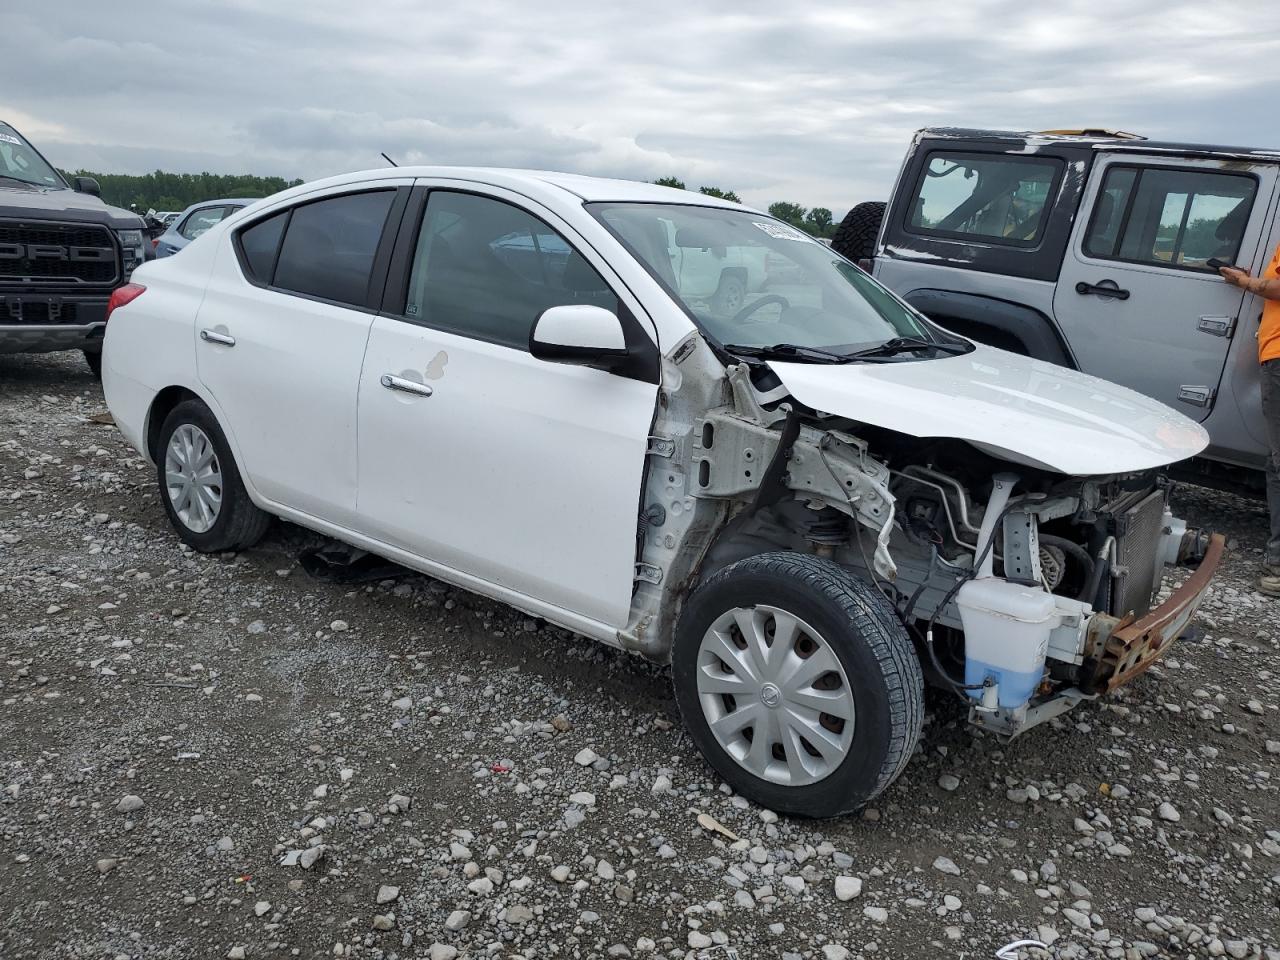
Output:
[84,349,102,379]
[831,201,886,263]
[672,552,923,817]
[156,399,270,552]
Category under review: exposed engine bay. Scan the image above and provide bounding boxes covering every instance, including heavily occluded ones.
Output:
[621,335,1212,738]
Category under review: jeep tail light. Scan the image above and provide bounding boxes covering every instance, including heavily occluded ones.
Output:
[106,283,146,322]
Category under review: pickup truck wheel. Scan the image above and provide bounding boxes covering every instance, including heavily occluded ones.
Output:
[831,201,886,263]
[672,552,923,817]
[156,399,270,553]
[710,274,745,316]
[83,349,102,379]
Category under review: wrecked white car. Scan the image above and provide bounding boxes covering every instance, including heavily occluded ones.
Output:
[100,169,1222,817]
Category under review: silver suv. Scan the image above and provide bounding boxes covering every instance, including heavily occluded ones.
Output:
[839,127,1279,492]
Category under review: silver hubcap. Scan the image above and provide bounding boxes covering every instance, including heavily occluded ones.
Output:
[696,605,855,787]
[164,424,223,533]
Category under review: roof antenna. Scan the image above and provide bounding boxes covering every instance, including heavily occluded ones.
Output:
[380,152,398,167]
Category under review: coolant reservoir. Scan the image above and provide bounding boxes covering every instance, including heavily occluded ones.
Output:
[956,579,1060,709]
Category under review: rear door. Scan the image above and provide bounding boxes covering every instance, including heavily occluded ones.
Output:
[1054,154,1280,419]
[195,183,409,525]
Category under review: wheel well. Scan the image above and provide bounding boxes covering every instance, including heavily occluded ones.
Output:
[146,386,201,461]
[904,289,1075,368]
[932,316,1028,355]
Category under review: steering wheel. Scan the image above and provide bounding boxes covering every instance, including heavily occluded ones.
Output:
[731,295,790,325]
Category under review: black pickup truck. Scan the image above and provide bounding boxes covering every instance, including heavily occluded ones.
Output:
[0,120,146,376]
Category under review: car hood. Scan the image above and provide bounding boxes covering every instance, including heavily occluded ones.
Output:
[0,182,142,228]
[768,344,1208,475]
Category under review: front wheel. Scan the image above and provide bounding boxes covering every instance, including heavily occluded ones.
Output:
[156,399,271,552]
[84,349,102,379]
[672,552,923,817]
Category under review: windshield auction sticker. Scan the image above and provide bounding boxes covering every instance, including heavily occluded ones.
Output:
[751,220,812,242]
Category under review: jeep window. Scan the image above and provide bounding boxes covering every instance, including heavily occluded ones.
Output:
[906,152,1061,246]
[179,206,231,241]
[0,123,65,189]
[272,190,396,307]
[1083,165,1257,272]
[591,202,938,354]
[403,191,617,350]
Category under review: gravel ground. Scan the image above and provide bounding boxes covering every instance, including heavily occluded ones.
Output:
[1,350,1278,960]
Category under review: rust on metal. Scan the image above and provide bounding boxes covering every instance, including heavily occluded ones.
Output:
[1093,533,1224,691]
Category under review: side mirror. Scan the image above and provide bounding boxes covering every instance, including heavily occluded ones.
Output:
[530,305,628,365]
[73,176,101,197]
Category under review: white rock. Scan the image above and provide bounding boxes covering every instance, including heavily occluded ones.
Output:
[834,876,863,901]
[574,748,599,766]
[377,885,400,904]
[597,860,616,881]
[467,877,494,895]
[938,773,960,791]
[687,931,712,950]
[932,856,961,876]
[444,909,471,931]
[330,619,349,632]
[428,945,458,960]
[651,775,671,794]
[1157,802,1181,822]
[254,900,271,917]
[863,906,888,923]
[823,946,850,960]
[569,791,596,806]
[115,795,144,814]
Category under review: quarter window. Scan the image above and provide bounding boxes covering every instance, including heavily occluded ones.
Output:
[237,210,287,283]
[272,191,395,307]
[1083,166,1257,271]
[404,191,617,349]
[907,151,1061,245]
[180,206,229,241]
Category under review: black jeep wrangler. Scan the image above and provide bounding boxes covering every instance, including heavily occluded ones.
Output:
[0,120,146,376]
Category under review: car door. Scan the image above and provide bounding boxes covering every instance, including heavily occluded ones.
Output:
[1054,154,1280,419]
[355,184,661,627]
[195,183,409,526]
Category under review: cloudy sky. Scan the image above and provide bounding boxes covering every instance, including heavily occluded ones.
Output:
[4,1,1279,214]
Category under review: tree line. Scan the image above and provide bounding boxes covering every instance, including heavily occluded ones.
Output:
[653,177,837,239]
[58,169,304,214]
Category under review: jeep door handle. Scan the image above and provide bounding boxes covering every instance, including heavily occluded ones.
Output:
[1075,280,1130,300]
[199,329,236,346]
[380,374,433,397]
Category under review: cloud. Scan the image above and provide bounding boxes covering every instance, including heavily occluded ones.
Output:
[2,0,1278,214]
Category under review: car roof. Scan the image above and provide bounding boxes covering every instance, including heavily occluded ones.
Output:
[917,127,1280,163]
[260,166,755,212]
[176,198,258,215]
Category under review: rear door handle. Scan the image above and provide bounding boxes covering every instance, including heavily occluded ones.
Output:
[380,374,433,397]
[200,329,235,346]
[1075,280,1130,300]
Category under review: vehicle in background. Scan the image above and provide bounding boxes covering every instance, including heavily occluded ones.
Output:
[102,168,1219,816]
[835,127,1280,493]
[0,119,147,376]
[153,198,255,258]
[155,211,181,226]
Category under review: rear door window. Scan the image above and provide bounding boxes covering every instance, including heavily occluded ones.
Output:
[1082,165,1257,271]
[403,191,617,349]
[236,210,288,283]
[272,190,396,307]
[907,151,1062,246]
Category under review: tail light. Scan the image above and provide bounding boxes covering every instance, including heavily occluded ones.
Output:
[106,283,146,322]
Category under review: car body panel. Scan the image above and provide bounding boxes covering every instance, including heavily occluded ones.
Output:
[768,344,1209,474]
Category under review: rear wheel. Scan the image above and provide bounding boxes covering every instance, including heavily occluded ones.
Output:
[831,201,886,263]
[710,274,746,316]
[83,349,102,379]
[156,399,270,552]
[672,552,923,817]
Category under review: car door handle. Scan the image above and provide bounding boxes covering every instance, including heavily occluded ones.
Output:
[199,329,236,346]
[380,374,433,397]
[1074,280,1130,300]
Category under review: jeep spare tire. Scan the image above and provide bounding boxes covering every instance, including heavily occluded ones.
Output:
[831,201,886,263]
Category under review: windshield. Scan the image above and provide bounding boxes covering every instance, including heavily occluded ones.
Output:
[589,202,944,355]
[0,123,66,189]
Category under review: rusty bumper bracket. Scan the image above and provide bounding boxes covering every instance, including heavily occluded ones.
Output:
[1088,532,1224,692]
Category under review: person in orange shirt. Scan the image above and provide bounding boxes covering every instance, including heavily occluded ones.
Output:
[1221,245,1280,596]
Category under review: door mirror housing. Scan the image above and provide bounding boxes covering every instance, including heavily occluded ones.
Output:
[530,305,628,364]
[73,176,101,197]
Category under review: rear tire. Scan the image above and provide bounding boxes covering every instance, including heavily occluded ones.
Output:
[84,349,102,379]
[710,274,746,316]
[831,201,886,263]
[672,552,923,817]
[156,399,270,553]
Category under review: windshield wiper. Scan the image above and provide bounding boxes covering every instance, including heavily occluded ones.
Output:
[845,336,971,360]
[722,342,854,364]
[0,174,44,189]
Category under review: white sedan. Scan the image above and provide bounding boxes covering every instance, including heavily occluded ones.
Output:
[102,168,1219,816]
